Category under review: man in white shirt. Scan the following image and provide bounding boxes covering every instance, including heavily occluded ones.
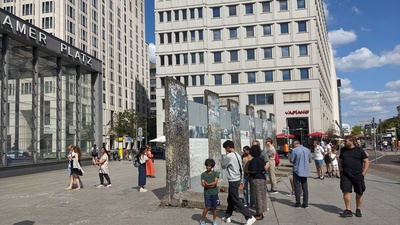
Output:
[313,141,325,180]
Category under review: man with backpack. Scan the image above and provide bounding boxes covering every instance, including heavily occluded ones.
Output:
[91,144,99,163]
[339,136,370,218]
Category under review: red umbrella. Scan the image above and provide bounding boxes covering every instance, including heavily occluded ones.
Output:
[276,133,295,139]
[307,132,328,137]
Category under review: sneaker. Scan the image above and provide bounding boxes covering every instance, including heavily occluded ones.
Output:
[302,204,309,209]
[314,176,320,179]
[245,216,256,225]
[336,175,340,178]
[319,176,325,180]
[139,188,147,192]
[268,189,278,194]
[222,217,231,223]
[243,204,248,208]
[97,185,105,188]
[286,192,295,197]
[199,221,206,225]
[106,184,112,188]
[340,209,353,217]
[292,203,301,208]
[212,221,218,225]
[355,209,362,217]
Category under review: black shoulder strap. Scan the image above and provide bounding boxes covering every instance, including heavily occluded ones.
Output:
[233,152,243,178]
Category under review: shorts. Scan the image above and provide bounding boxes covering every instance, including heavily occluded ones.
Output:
[204,194,220,208]
[340,172,366,195]
[92,153,98,157]
[332,164,338,171]
[324,155,331,164]
[314,159,323,167]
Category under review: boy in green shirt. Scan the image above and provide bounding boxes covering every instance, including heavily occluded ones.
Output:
[199,159,220,225]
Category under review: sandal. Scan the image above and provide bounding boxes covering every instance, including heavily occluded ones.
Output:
[76,187,81,190]
[65,187,72,191]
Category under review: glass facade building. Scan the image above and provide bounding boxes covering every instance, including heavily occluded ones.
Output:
[0,9,102,166]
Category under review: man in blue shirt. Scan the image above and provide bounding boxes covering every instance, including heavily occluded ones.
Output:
[290,140,312,208]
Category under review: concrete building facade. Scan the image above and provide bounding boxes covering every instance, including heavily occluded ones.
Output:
[155,0,339,142]
[1,0,150,149]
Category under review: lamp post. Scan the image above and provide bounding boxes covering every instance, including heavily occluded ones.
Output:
[372,117,377,163]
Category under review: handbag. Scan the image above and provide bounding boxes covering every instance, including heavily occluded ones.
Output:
[133,158,140,167]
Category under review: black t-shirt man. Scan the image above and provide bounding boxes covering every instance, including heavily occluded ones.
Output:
[339,147,368,177]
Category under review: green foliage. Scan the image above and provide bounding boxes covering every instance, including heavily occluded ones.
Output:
[380,117,400,133]
[107,109,147,140]
[350,125,362,136]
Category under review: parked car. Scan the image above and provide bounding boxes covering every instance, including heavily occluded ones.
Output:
[151,146,165,160]
[7,150,32,159]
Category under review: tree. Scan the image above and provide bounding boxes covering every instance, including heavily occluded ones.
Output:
[350,125,362,136]
[107,109,148,141]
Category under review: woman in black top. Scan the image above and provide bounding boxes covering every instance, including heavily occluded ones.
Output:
[248,145,268,220]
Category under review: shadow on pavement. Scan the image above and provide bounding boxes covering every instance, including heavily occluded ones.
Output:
[13,221,35,225]
[309,203,342,214]
[152,186,167,200]
[364,178,400,185]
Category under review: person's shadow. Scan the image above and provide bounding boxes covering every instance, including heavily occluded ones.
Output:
[14,221,35,225]
[191,210,242,224]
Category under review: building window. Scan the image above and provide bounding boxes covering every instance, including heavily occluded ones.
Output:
[230,50,238,61]
[199,52,204,63]
[193,97,203,104]
[183,53,188,64]
[283,92,310,103]
[191,53,196,64]
[245,3,254,14]
[228,5,237,16]
[159,55,165,66]
[264,71,273,82]
[230,73,239,84]
[174,10,179,21]
[159,12,164,22]
[22,4,34,16]
[279,0,288,11]
[298,21,307,32]
[214,74,223,85]
[174,32,179,43]
[190,30,196,41]
[198,7,203,18]
[159,33,164,44]
[42,1,54,13]
[262,2,271,13]
[166,11,171,21]
[299,44,308,56]
[213,29,221,41]
[297,0,306,9]
[212,7,221,18]
[42,17,53,29]
[192,75,197,86]
[263,47,273,59]
[281,46,290,57]
[190,8,195,19]
[182,31,187,42]
[248,94,274,105]
[282,69,291,80]
[247,72,256,83]
[197,30,203,41]
[182,9,187,20]
[229,27,238,39]
[175,54,180,65]
[300,68,309,79]
[245,26,254,37]
[246,49,255,60]
[4,6,14,13]
[213,52,222,63]
[263,24,272,36]
[280,23,289,34]
[199,75,205,85]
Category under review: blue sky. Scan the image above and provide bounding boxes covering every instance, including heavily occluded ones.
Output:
[145,0,400,128]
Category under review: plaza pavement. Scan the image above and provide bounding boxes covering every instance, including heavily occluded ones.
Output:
[0,156,399,225]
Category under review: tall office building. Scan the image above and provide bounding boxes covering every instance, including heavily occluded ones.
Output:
[2,0,150,149]
[155,0,340,140]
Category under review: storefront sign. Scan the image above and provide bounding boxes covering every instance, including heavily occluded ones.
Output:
[285,110,309,115]
[1,15,47,45]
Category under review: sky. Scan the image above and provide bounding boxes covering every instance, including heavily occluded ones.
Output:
[144,0,400,129]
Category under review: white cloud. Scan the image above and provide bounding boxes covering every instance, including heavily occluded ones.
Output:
[323,1,334,23]
[340,79,400,126]
[149,43,156,63]
[351,6,361,15]
[335,45,400,72]
[328,28,357,46]
[361,27,371,32]
[385,80,400,90]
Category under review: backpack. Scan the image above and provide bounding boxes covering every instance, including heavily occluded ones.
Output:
[275,153,280,167]
[91,146,98,156]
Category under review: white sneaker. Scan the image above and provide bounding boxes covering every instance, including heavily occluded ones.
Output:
[106,184,112,188]
[139,188,147,192]
[97,185,104,188]
[246,216,256,225]
[222,217,231,223]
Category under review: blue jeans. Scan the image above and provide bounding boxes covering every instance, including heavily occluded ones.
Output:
[243,175,254,206]
[138,162,146,187]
